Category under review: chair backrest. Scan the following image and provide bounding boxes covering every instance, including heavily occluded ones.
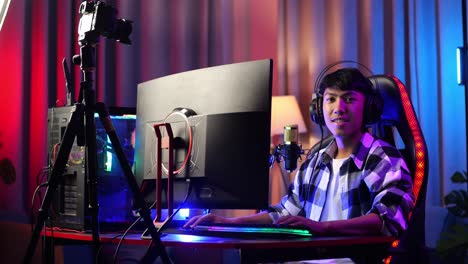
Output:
[369,74,429,263]
[369,74,428,213]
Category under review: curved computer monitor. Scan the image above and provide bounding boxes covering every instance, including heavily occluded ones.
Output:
[135,59,272,209]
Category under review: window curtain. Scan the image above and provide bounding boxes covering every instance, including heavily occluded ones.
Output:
[0,0,465,249]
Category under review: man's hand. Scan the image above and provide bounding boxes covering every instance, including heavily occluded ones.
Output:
[275,213,383,236]
[274,215,329,235]
[182,213,232,229]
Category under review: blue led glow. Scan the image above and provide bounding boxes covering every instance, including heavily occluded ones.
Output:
[456,47,467,85]
[105,135,112,172]
[457,47,463,85]
[93,113,136,120]
[179,208,190,218]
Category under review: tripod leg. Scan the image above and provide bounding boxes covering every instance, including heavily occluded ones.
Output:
[23,105,84,264]
[95,102,172,264]
[83,92,100,254]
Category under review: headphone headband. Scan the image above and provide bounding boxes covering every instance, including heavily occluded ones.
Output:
[313,60,375,95]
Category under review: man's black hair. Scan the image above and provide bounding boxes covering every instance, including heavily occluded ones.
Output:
[318,68,374,96]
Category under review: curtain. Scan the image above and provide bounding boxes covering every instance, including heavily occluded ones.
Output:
[0,0,466,248]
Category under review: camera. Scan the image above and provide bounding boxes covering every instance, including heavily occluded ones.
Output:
[78,1,132,46]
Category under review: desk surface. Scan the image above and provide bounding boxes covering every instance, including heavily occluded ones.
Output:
[43,228,395,263]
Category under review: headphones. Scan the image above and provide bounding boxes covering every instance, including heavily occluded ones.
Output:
[309,61,383,126]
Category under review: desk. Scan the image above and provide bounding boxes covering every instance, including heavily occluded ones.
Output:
[42,229,395,263]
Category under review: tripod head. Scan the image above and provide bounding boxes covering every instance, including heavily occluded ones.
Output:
[73,1,132,71]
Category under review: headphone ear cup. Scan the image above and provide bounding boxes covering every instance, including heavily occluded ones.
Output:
[310,95,324,125]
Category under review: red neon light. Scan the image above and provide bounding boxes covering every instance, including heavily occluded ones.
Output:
[384,239,401,262]
[388,75,426,205]
[384,255,393,264]
[383,75,426,263]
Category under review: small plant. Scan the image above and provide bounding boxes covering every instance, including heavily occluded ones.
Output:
[436,171,468,259]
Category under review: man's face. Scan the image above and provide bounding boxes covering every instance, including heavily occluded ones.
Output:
[322,87,366,140]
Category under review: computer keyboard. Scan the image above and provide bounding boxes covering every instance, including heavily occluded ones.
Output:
[141,220,314,239]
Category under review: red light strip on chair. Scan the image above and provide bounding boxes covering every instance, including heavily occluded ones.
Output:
[384,75,427,263]
[388,75,426,209]
[384,239,401,264]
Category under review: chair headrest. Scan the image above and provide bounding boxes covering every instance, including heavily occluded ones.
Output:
[368,75,416,150]
[369,75,402,125]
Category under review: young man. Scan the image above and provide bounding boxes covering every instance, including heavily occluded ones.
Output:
[184,68,414,238]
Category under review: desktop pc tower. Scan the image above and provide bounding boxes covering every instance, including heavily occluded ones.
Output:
[46,106,137,231]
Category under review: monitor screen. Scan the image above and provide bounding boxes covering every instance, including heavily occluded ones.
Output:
[135,59,272,209]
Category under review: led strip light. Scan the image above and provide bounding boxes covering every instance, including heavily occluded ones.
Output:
[384,74,428,264]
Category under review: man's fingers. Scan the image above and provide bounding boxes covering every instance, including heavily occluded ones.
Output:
[183,215,203,228]
[183,213,216,228]
[275,216,294,225]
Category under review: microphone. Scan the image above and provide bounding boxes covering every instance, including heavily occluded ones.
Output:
[271,125,304,172]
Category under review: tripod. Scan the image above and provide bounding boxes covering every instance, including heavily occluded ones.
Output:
[24,33,171,264]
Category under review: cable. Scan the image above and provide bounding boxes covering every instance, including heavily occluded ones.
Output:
[35,166,49,187]
[95,233,125,264]
[46,226,85,233]
[141,178,194,238]
[30,181,49,232]
[31,183,48,207]
[51,143,60,166]
[112,216,142,264]
[140,179,193,262]
[35,167,50,214]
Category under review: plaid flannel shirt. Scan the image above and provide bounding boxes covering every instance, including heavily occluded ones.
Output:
[268,132,414,237]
